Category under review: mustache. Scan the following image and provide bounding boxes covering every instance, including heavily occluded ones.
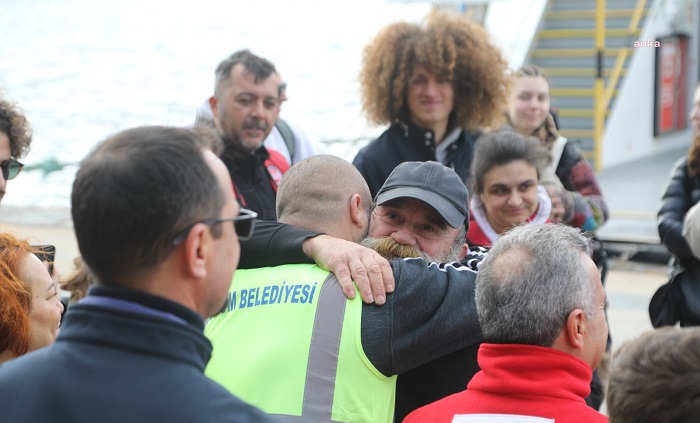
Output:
[360,237,433,262]
[242,119,267,131]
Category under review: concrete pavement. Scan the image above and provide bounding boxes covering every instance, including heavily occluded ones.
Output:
[605,259,668,348]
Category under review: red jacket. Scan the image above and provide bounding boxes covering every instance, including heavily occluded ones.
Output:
[403,343,608,423]
[467,213,552,248]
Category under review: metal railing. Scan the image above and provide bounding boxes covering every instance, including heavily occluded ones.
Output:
[594,0,648,171]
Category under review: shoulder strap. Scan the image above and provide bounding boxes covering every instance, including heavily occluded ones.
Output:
[264,148,290,193]
[274,119,295,160]
[551,136,568,171]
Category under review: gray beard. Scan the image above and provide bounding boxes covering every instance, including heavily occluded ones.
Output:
[360,236,460,263]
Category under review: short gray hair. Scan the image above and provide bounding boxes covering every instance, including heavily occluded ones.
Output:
[476,224,594,347]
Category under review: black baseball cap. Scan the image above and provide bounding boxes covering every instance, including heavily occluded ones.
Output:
[375,161,469,229]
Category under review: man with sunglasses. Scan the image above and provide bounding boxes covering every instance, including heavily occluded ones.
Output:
[0,98,32,204]
[205,155,482,422]
[0,126,278,422]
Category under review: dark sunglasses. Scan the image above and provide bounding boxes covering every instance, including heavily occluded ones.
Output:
[1,158,23,180]
[173,208,258,246]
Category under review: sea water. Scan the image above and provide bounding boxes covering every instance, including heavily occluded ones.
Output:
[0,0,432,208]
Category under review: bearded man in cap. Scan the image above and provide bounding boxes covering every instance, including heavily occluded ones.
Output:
[359,161,483,421]
[361,160,471,263]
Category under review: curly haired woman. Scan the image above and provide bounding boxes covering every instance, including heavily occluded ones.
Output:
[352,10,510,197]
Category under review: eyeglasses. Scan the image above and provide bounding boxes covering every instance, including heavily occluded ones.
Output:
[1,158,23,180]
[172,208,258,246]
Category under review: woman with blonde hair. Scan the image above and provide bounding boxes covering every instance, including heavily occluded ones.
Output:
[506,64,609,232]
[0,233,63,362]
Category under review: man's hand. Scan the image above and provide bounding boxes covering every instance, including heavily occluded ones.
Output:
[303,235,395,305]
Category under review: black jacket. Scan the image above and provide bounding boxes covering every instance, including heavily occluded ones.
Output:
[0,285,277,423]
[393,345,480,422]
[221,144,280,221]
[353,121,479,198]
[658,157,700,267]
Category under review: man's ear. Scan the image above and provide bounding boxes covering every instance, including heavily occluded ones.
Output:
[183,223,210,280]
[458,243,470,260]
[349,193,365,229]
[565,308,586,351]
[209,96,219,120]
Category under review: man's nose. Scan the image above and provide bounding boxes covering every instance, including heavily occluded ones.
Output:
[250,100,265,118]
[390,225,417,246]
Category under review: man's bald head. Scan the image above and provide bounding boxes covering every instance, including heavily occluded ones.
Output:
[276,155,372,238]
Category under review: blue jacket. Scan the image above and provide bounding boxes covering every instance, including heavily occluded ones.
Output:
[0,285,277,423]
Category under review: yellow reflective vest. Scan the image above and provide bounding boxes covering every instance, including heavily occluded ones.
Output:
[205,264,396,422]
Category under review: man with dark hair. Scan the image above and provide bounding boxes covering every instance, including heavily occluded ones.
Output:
[405,224,608,423]
[209,49,290,221]
[196,69,319,166]
[0,126,277,423]
[0,98,32,204]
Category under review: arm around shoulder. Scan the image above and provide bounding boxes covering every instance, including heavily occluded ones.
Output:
[239,220,318,269]
[363,259,482,375]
